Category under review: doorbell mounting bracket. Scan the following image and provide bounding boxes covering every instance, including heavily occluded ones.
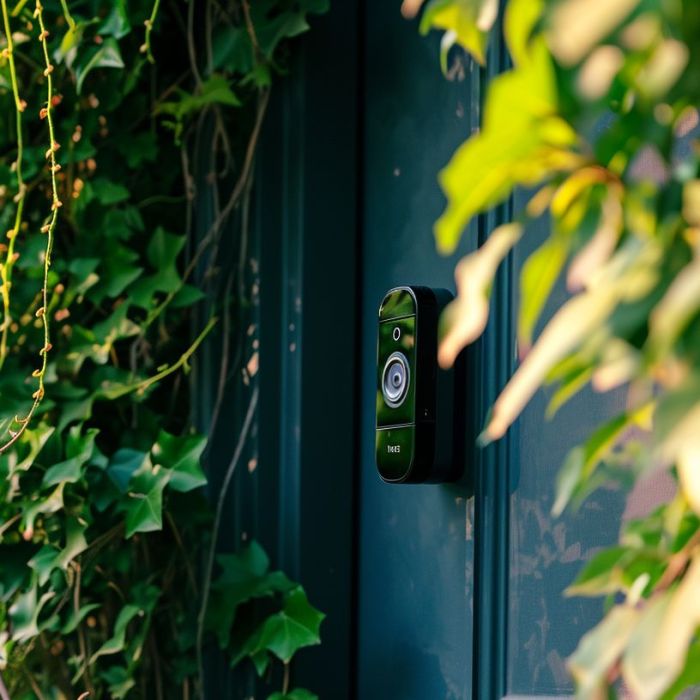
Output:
[375,286,465,484]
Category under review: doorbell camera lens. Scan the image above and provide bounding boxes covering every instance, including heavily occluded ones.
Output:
[376,286,465,484]
[382,352,409,407]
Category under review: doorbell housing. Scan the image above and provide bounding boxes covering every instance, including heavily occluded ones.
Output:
[375,286,464,484]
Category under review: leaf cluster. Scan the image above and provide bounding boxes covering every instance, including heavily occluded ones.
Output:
[0,0,326,698]
[418,0,700,697]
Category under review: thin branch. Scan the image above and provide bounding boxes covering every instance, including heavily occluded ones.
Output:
[0,0,60,454]
[196,386,259,690]
[0,0,27,367]
[59,0,75,31]
[103,316,218,400]
[142,0,162,63]
[186,0,203,87]
[73,563,94,697]
[142,88,270,333]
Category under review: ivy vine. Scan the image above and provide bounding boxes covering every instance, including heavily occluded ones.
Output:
[0,1,327,699]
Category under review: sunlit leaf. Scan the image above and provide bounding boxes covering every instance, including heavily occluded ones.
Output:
[518,233,569,350]
[434,37,577,252]
[648,251,700,357]
[419,0,498,65]
[547,0,640,66]
[504,0,542,66]
[622,553,700,699]
[566,191,622,292]
[553,402,653,516]
[482,281,621,444]
[568,604,639,698]
[75,38,125,94]
[439,223,522,367]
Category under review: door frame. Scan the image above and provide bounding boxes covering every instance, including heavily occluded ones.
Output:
[250,2,516,698]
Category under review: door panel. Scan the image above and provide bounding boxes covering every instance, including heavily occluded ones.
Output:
[505,208,627,696]
[356,6,479,700]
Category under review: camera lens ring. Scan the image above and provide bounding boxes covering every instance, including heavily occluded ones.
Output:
[381,351,410,408]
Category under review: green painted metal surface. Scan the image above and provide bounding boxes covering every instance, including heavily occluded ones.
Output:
[200,2,624,698]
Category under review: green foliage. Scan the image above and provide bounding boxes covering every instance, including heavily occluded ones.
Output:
[417,0,700,696]
[0,0,326,697]
[207,541,323,672]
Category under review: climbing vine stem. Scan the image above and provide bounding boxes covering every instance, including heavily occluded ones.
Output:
[0,0,60,454]
[0,0,26,369]
[59,0,75,32]
[142,0,161,63]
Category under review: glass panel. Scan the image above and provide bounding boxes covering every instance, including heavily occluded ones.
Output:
[505,207,676,696]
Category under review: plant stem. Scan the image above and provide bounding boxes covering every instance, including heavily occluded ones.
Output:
[144,0,161,63]
[0,0,26,368]
[102,316,218,400]
[59,0,75,31]
[0,0,59,454]
[282,662,290,694]
[196,386,259,693]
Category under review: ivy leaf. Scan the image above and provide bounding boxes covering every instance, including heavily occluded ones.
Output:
[93,246,142,300]
[661,640,700,700]
[8,582,55,643]
[89,604,140,663]
[212,27,253,73]
[208,541,293,648]
[101,665,136,699]
[254,586,324,664]
[22,484,64,537]
[547,0,639,66]
[420,0,498,65]
[27,519,88,585]
[147,227,185,269]
[151,431,206,493]
[75,38,125,94]
[565,546,665,598]
[3,423,54,477]
[124,469,169,537]
[61,602,100,634]
[54,20,98,69]
[28,546,59,586]
[268,690,318,700]
[42,426,98,487]
[55,518,88,570]
[98,0,132,39]
[92,177,130,205]
[438,223,522,368]
[158,74,240,121]
[171,284,206,308]
[108,449,150,493]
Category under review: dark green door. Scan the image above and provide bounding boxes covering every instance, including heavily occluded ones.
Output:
[354,5,626,700]
[355,5,478,698]
[248,4,634,699]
